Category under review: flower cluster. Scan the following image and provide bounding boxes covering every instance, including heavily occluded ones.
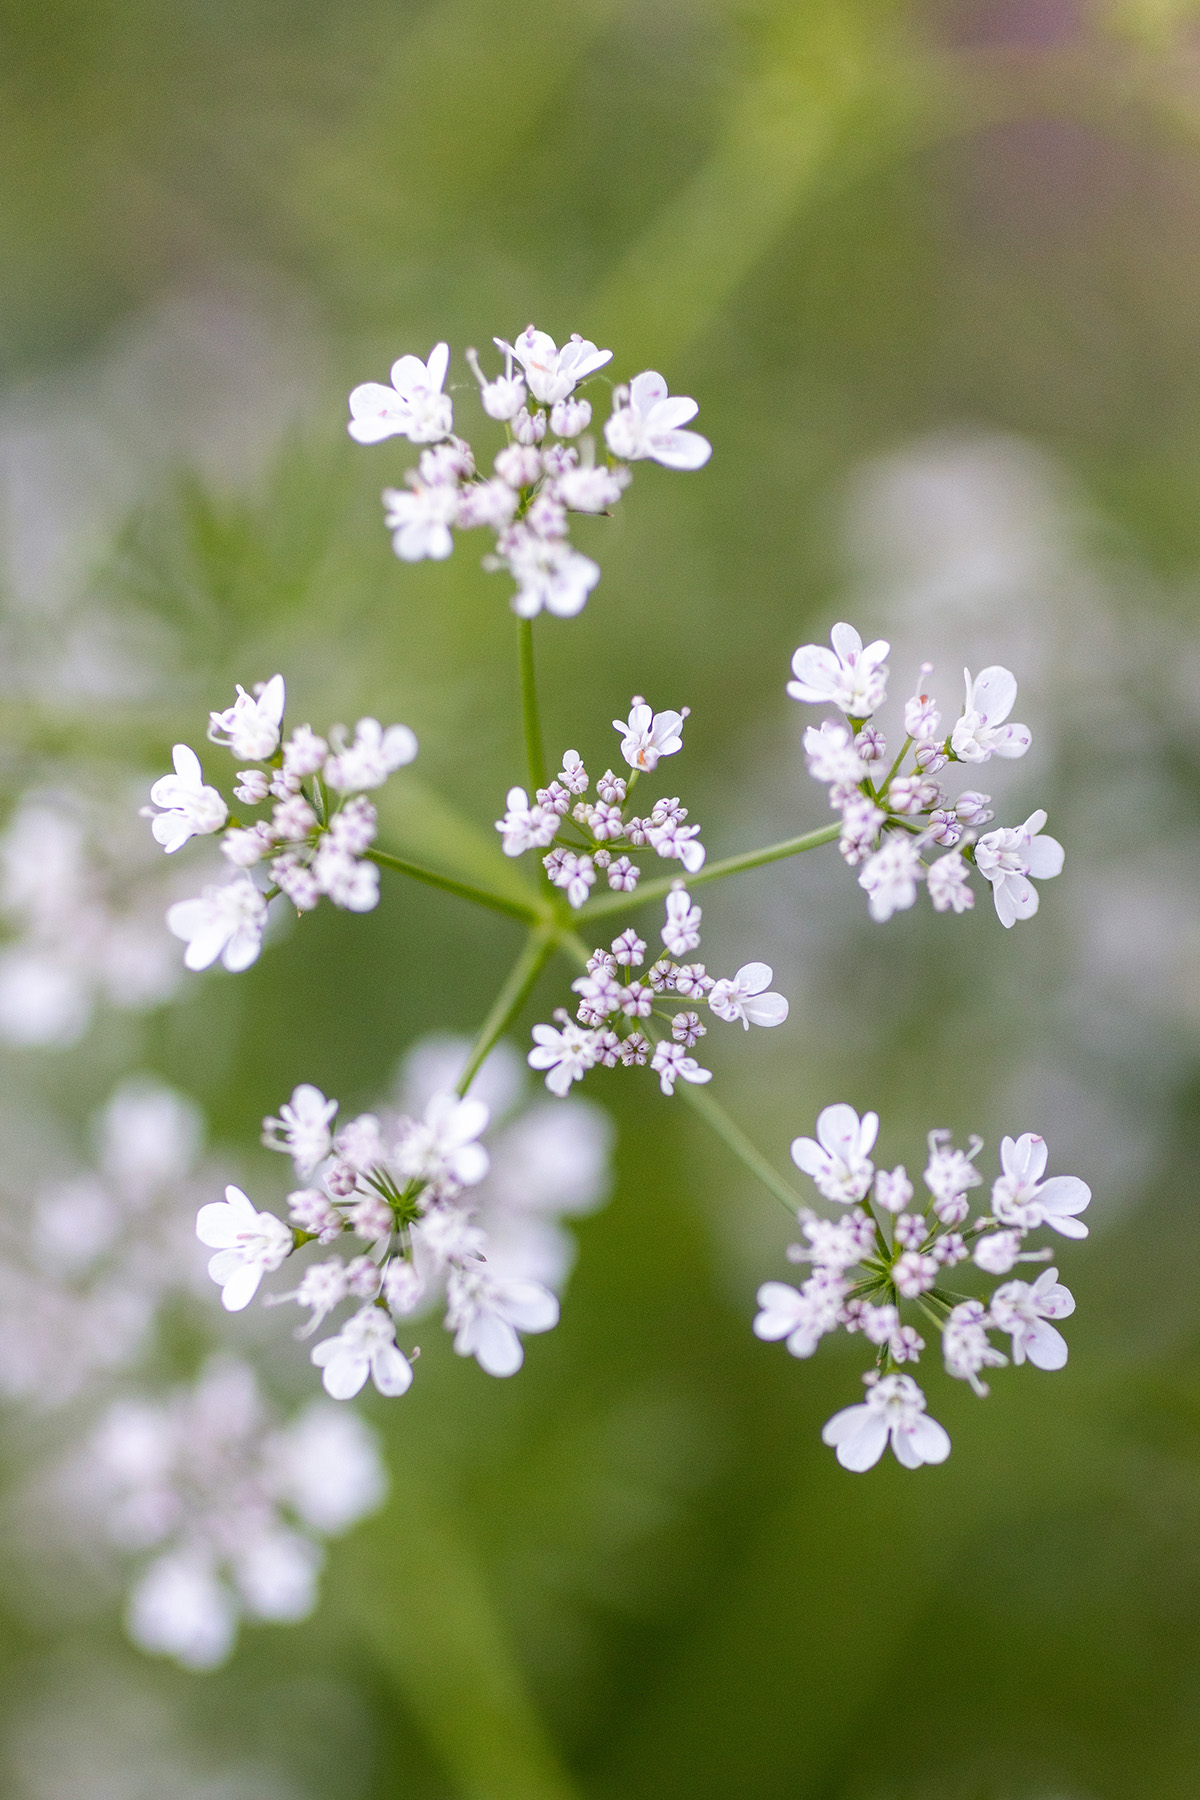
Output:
[348,328,711,618]
[142,674,417,972]
[71,1357,385,1669]
[496,699,704,903]
[754,1104,1090,1469]
[196,1036,613,1396]
[789,624,1064,926]
[0,793,183,1048]
[527,885,788,1098]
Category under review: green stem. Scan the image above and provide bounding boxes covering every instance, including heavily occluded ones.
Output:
[518,617,548,794]
[367,848,544,925]
[457,926,559,1096]
[672,1081,802,1217]
[579,822,841,921]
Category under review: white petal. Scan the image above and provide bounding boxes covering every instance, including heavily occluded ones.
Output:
[1026,834,1064,880]
[898,1414,951,1467]
[472,1314,524,1377]
[969,665,1017,726]
[824,1408,888,1472]
[220,1261,264,1312]
[743,991,788,1028]
[313,1344,369,1400]
[370,1343,414,1397]
[1025,1320,1069,1372]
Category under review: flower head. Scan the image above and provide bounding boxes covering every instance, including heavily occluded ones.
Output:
[311,1305,414,1398]
[708,963,788,1029]
[323,719,418,792]
[444,1267,559,1376]
[791,1103,878,1204]
[991,1132,1091,1238]
[145,746,228,853]
[951,666,1031,764]
[974,810,1064,928]
[207,675,285,761]
[821,1373,951,1472]
[348,344,453,445]
[787,623,889,717]
[196,1185,292,1311]
[989,1268,1075,1369]
[614,699,688,772]
[166,875,267,973]
[499,327,612,406]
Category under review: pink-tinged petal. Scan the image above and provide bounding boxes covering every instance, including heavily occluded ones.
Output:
[472,1314,524,1377]
[790,1136,824,1176]
[196,1193,250,1247]
[969,666,1017,726]
[389,354,430,392]
[785,1325,820,1359]
[823,1406,888,1471]
[1020,809,1049,838]
[1025,1319,1069,1371]
[219,1261,263,1312]
[815,1103,865,1162]
[314,1347,369,1400]
[899,1414,951,1467]
[754,1283,803,1339]
[744,992,788,1027]
[1007,1133,1048,1184]
[991,723,1032,758]
[499,1281,559,1334]
[450,1143,489,1187]
[425,342,450,390]
[527,1048,562,1072]
[647,396,700,431]
[735,962,773,995]
[648,429,712,470]
[829,622,864,661]
[1026,834,1064,880]
[861,638,890,667]
[788,644,842,700]
[629,371,669,410]
[370,1343,414,1397]
[1044,1212,1088,1239]
[567,346,612,381]
[993,874,1036,929]
[1037,1175,1090,1216]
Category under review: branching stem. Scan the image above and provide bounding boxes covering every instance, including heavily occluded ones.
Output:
[579,822,840,920]
[518,617,549,794]
[456,925,559,1096]
[367,848,544,925]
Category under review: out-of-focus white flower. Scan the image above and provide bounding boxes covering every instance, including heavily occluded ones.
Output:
[974,809,1064,928]
[950,666,1031,763]
[604,372,711,469]
[550,397,593,438]
[145,746,228,852]
[754,1273,846,1359]
[787,622,890,717]
[311,1305,414,1399]
[323,718,418,792]
[195,1185,292,1311]
[556,463,630,512]
[445,1266,559,1376]
[708,963,789,1029]
[503,529,601,619]
[383,477,460,561]
[166,874,267,973]
[348,343,453,444]
[394,1092,490,1192]
[926,849,974,913]
[262,1084,338,1177]
[207,674,285,761]
[649,1040,711,1095]
[803,720,868,792]
[791,1103,878,1204]
[942,1300,1008,1396]
[127,1551,237,1670]
[989,1268,1075,1369]
[857,834,923,922]
[495,786,557,857]
[499,326,612,406]
[821,1373,951,1471]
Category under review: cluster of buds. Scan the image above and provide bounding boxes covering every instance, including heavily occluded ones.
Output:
[527,885,788,1098]
[142,674,417,971]
[347,327,711,618]
[790,624,1064,926]
[496,698,705,903]
[754,1105,1091,1469]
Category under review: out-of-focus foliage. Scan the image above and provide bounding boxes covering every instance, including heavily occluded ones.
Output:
[3,0,1200,1794]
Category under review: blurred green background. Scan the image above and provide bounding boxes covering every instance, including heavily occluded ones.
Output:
[3,0,1200,1794]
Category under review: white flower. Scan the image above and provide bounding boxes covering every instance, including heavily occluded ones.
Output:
[556,463,630,512]
[662,886,701,957]
[708,963,789,1029]
[991,1132,1091,1238]
[445,1267,559,1376]
[528,1020,600,1096]
[603,372,711,469]
[614,698,687,771]
[311,1305,414,1398]
[972,1228,1025,1275]
[874,1165,913,1213]
[495,786,557,857]
[196,1185,292,1311]
[803,720,867,791]
[503,529,601,619]
[950,666,1031,763]
[465,343,527,420]
[989,1268,1075,1370]
[754,1271,847,1358]
[644,814,706,873]
[262,1084,339,1177]
[926,849,974,914]
[974,809,1064,928]
[166,874,267,973]
[942,1300,1008,1396]
[394,1092,490,1191]
[923,1129,984,1215]
[499,326,612,405]
[348,343,453,445]
[323,718,418,792]
[382,478,460,561]
[145,745,228,852]
[821,1373,951,1472]
[207,674,286,761]
[267,1258,351,1336]
[858,834,922,922]
[791,1103,878,1204]
[127,1552,237,1670]
[550,397,593,438]
[787,623,890,717]
[650,1040,712,1095]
